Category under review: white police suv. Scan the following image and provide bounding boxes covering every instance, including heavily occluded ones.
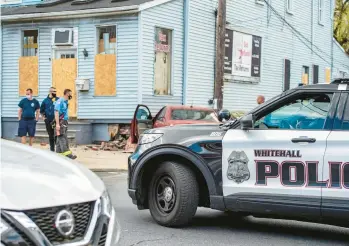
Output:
[1,140,120,246]
[128,79,349,227]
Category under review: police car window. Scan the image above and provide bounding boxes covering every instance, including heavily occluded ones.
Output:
[254,93,333,130]
[341,95,349,130]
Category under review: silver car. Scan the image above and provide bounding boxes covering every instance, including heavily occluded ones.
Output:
[0,140,120,246]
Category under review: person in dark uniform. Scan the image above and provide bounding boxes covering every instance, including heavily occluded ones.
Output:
[18,88,40,146]
[40,87,59,151]
[54,89,77,159]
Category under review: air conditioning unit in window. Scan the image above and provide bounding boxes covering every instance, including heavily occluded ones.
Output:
[53,28,73,46]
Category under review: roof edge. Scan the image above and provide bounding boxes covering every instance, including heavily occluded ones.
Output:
[139,0,174,11]
[1,5,140,22]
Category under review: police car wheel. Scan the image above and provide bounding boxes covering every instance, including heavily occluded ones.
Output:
[148,161,199,227]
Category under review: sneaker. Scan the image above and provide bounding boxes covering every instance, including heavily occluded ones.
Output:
[67,154,77,160]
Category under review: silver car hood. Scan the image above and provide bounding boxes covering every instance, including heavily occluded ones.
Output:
[0,140,105,210]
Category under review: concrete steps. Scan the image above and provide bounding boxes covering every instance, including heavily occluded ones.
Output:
[35,122,77,145]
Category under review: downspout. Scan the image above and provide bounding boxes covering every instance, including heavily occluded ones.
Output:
[0,24,2,138]
[182,0,189,105]
[330,0,334,80]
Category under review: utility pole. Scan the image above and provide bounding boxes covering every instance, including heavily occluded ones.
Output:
[214,0,226,111]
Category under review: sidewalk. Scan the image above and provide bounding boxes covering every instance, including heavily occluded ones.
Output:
[33,144,129,171]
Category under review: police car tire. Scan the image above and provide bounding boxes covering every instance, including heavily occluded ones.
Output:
[148,161,199,227]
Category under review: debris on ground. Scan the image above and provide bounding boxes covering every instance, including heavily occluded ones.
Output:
[88,124,131,152]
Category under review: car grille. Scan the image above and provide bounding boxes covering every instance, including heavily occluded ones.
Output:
[98,224,108,246]
[24,201,94,245]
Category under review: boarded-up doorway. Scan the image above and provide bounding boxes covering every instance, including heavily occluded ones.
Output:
[52,57,77,117]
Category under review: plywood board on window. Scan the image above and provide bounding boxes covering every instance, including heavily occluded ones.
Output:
[19,56,39,96]
[52,58,77,117]
[94,54,116,96]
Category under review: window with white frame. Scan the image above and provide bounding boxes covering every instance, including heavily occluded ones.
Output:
[318,0,324,25]
[0,0,22,5]
[286,0,293,14]
[97,26,116,54]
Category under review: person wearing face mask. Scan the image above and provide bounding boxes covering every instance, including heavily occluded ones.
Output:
[54,89,77,159]
[18,88,40,146]
[40,87,59,151]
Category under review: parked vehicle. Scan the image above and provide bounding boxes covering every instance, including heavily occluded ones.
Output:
[127,79,349,228]
[1,140,120,246]
[125,105,219,152]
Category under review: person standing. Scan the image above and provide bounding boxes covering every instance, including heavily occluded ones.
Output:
[18,88,40,146]
[40,87,59,151]
[257,95,265,105]
[54,89,77,159]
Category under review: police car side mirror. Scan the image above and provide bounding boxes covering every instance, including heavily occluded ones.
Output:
[240,114,254,130]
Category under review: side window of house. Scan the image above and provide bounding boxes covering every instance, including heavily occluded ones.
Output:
[318,0,324,24]
[97,26,116,54]
[302,66,309,85]
[254,93,333,130]
[286,0,293,14]
[154,27,172,96]
[23,30,38,56]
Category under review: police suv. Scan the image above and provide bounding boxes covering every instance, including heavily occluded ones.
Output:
[128,79,349,228]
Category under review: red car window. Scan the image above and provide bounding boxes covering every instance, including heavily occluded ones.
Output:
[171,109,218,122]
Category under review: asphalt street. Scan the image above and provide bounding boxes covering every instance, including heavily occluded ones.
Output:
[97,172,349,246]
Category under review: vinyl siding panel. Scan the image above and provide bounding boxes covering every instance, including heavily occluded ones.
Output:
[1,27,21,117]
[333,40,349,77]
[1,16,139,120]
[186,0,216,107]
[140,0,184,115]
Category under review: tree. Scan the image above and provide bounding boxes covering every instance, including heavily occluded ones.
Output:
[334,0,349,54]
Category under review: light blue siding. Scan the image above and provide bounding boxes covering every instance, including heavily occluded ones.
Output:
[186,0,215,107]
[333,39,349,77]
[223,0,335,111]
[1,16,139,120]
[140,0,184,115]
[185,0,341,112]
[1,27,21,117]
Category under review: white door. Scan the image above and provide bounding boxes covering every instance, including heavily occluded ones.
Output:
[222,91,335,217]
[322,92,349,221]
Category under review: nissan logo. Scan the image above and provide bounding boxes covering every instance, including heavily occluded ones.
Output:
[55,210,75,237]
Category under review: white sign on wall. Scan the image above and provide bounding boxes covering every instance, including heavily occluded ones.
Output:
[224,29,262,83]
[232,31,253,77]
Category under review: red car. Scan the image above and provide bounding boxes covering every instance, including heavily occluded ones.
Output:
[125,105,219,151]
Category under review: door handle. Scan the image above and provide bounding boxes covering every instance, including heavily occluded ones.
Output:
[291,137,316,143]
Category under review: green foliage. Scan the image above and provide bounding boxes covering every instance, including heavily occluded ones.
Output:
[334,0,349,54]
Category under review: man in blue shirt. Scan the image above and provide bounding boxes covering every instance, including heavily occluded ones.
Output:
[40,87,59,152]
[18,88,40,146]
[54,88,76,159]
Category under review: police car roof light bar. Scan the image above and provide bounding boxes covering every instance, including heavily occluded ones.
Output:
[331,78,349,84]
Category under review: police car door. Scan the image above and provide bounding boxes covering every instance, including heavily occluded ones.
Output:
[222,91,337,218]
[322,92,349,221]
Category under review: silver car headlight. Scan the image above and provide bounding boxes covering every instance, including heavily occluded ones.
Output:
[101,190,113,217]
[138,133,163,145]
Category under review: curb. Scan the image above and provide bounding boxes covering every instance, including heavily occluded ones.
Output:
[91,168,128,172]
